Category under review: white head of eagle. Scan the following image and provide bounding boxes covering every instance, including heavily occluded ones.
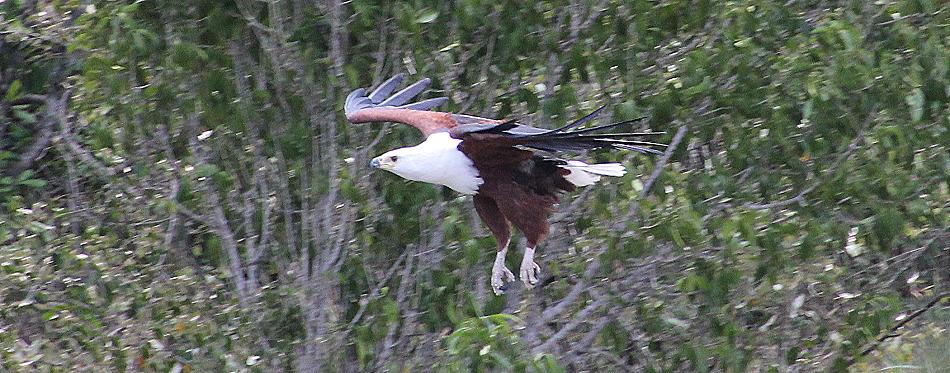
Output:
[370,132,484,195]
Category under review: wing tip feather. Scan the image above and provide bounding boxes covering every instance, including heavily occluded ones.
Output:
[344,74,449,125]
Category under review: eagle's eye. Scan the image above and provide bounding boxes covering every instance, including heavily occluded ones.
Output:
[389,156,398,162]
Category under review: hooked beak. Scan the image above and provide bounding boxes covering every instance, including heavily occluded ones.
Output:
[371,155,397,170]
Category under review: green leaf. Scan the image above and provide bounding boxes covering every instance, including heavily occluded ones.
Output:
[905,88,924,122]
[13,109,37,124]
[785,346,800,365]
[416,9,438,24]
[196,164,219,177]
[19,179,47,188]
[29,221,54,231]
[17,169,34,181]
[5,80,22,101]
[836,29,856,51]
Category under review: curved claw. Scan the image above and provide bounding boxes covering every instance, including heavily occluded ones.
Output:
[492,266,516,295]
[491,248,516,295]
[520,247,541,289]
[520,260,541,289]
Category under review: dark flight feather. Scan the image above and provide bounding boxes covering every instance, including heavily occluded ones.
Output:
[463,118,522,134]
[368,74,405,103]
[531,116,649,138]
[532,105,608,135]
[379,78,435,106]
[450,108,665,155]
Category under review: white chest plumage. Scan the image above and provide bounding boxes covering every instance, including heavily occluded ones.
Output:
[378,132,484,195]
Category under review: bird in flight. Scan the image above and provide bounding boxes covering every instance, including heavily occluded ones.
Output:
[346,74,664,295]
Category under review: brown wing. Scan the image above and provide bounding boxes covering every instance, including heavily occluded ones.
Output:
[456,132,575,247]
[344,74,502,137]
[456,132,576,198]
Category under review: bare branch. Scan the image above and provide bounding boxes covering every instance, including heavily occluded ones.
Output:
[183,110,254,306]
[155,121,184,264]
[5,92,60,177]
[743,192,807,210]
[633,124,689,210]
[576,316,610,348]
[344,250,410,332]
[326,0,346,78]
[540,260,599,322]
[375,247,416,369]
[10,93,48,106]
[532,298,607,354]
[562,0,610,52]
[745,111,874,210]
[849,291,950,365]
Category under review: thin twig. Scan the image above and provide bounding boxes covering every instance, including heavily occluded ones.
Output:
[5,92,59,177]
[634,125,688,208]
[343,250,411,334]
[847,291,950,365]
[532,298,607,354]
[745,111,874,210]
[536,122,688,346]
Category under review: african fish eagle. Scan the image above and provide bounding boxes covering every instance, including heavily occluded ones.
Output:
[346,74,665,295]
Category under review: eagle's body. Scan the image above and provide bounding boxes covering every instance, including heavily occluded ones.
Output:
[347,74,665,295]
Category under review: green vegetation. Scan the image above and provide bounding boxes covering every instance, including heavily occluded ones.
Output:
[1,0,948,371]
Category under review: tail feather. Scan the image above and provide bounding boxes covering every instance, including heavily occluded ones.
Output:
[562,161,626,187]
[571,162,626,176]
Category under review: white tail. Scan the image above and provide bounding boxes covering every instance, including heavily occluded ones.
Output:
[561,161,627,186]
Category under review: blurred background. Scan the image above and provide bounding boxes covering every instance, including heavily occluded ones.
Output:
[1,0,948,372]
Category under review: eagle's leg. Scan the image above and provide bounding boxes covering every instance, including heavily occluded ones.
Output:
[520,247,541,288]
[491,245,516,295]
[474,194,516,295]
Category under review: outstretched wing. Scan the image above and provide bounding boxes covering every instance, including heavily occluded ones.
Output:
[345,74,504,137]
[449,105,667,155]
[345,74,667,151]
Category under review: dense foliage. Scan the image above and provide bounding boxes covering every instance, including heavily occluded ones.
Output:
[1,0,948,372]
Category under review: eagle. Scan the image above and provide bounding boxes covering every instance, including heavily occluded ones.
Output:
[346,74,664,295]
